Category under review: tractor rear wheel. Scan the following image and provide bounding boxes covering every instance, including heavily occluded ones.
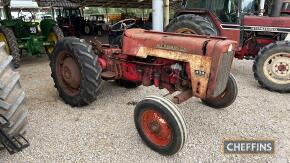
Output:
[0,45,28,143]
[134,96,187,155]
[165,14,218,36]
[45,25,64,60]
[0,26,21,68]
[202,74,238,109]
[50,37,102,107]
[253,41,290,92]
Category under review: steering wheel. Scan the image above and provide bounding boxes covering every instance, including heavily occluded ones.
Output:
[110,19,136,32]
[18,10,34,21]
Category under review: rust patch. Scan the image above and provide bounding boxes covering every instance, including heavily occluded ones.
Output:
[136,47,212,99]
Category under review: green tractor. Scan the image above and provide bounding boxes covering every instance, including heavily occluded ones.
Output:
[0,7,64,68]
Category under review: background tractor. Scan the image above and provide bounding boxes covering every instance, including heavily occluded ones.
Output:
[166,0,290,92]
[84,14,109,36]
[56,7,85,37]
[0,6,64,68]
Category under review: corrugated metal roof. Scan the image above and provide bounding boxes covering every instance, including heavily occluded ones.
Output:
[37,0,80,7]
[36,0,182,9]
[1,0,182,9]
[70,0,182,8]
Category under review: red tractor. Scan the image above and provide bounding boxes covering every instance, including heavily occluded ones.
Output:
[50,29,237,155]
[166,0,290,92]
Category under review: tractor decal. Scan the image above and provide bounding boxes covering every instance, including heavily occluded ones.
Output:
[221,24,290,33]
[244,26,290,33]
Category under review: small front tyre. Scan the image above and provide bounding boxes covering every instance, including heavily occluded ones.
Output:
[134,96,187,155]
[202,74,238,109]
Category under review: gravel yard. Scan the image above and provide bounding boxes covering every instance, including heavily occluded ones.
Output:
[0,54,289,162]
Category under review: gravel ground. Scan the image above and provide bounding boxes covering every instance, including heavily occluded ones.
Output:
[0,51,289,162]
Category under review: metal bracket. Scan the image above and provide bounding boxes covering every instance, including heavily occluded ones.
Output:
[0,115,29,154]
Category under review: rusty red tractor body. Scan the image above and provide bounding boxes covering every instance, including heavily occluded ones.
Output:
[166,0,290,92]
[50,29,237,155]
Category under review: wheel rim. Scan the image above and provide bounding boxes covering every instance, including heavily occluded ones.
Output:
[0,33,9,53]
[175,28,196,34]
[47,32,58,54]
[85,26,90,34]
[263,53,290,84]
[56,51,81,96]
[141,110,172,147]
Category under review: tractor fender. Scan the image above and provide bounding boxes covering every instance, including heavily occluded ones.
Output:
[40,19,57,37]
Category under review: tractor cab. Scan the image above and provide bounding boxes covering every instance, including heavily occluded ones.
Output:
[55,7,85,36]
[180,0,290,42]
[184,0,290,23]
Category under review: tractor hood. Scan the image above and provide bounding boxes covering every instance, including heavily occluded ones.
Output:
[123,29,237,98]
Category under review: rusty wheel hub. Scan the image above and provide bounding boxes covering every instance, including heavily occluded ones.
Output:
[62,57,81,89]
[56,52,81,96]
[141,110,172,147]
[176,28,196,34]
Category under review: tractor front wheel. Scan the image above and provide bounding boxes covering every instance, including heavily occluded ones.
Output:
[134,96,187,155]
[202,74,238,109]
[0,26,21,68]
[45,25,64,60]
[50,37,102,107]
[253,41,290,92]
[84,24,93,35]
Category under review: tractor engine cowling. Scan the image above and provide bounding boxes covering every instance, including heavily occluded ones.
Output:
[122,29,236,99]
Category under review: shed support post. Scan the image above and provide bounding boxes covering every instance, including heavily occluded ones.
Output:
[163,0,170,27]
[152,0,164,32]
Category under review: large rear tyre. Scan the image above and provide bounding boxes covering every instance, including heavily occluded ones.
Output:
[253,41,290,92]
[165,14,218,36]
[0,45,28,141]
[134,96,187,155]
[202,74,238,109]
[45,25,64,59]
[0,26,21,68]
[50,37,102,107]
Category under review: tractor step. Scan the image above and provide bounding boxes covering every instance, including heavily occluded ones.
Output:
[101,71,116,80]
[0,115,29,154]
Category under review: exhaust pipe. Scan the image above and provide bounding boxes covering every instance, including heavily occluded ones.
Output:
[271,0,283,17]
[259,0,265,16]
